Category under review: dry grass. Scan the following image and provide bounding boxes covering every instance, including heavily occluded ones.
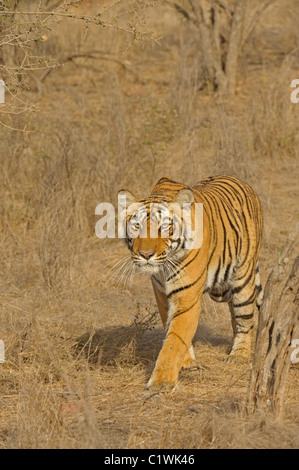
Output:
[0,0,298,449]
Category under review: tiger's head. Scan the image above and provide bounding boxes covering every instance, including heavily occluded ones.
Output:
[118,187,196,275]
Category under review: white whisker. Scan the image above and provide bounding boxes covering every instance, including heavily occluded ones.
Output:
[104,256,131,286]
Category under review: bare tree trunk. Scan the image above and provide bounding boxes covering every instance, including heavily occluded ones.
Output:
[187,0,227,92]
[199,19,227,93]
[225,0,247,95]
[247,228,299,420]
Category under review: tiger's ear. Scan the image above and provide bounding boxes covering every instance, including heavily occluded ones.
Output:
[118,189,138,210]
[173,188,194,205]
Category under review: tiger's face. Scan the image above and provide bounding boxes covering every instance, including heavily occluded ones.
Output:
[118,188,195,275]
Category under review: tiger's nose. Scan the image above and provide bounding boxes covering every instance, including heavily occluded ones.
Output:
[139,250,155,260]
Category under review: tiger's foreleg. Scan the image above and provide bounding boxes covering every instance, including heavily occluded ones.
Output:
[147,280,204,389]
[151,280,197,371]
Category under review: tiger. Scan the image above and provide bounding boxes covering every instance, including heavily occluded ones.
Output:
[118,175,264,389]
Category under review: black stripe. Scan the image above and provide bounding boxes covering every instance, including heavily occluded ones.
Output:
[156,177,180,185]
[167,269,205,298]
[171,282,205,321]
[212,260,221,287]
[202,191,228,264]
[152,275,163,288]
[211,289,230,298]
[234,313,254,320]
[237,324,254,334]
[232,265,254,294]
[195,191,217,248]
[233,290,256,308]
[213,177,255,260]
[223,262,231,282]
[203,187,241,257]
[172,298,200,320]
[217,175,250,198]
[208,185,243,231]
[238,211,250,267]
[208,183,240,206]
[235,259,253,281]
[166,250,200,282]
[210,180,243,207]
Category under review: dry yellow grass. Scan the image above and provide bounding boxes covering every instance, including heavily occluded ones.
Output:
[0,0,298,449]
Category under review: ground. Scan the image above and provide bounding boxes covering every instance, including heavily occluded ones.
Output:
[0,0,298,449]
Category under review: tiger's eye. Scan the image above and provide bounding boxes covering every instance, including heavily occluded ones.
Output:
[160,221,171,232]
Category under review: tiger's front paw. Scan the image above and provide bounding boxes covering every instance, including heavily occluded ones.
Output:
[182,345,197,369]
[146,368,178,391]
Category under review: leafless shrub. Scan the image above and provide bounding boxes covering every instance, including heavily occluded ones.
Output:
[0,0,157,128]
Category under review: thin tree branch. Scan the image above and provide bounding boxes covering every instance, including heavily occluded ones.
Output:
[241,0,277,48]
[28,50,143,93]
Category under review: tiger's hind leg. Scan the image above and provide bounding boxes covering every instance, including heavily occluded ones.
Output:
[228,262,259,360]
